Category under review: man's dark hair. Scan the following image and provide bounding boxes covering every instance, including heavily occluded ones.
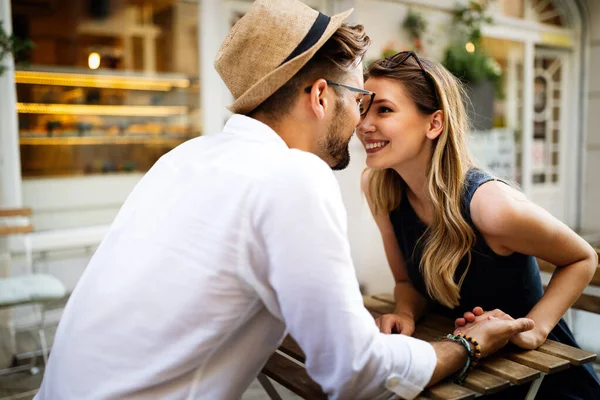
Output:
[251,24,370,119]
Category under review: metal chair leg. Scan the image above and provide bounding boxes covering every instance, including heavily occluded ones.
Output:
[524,373,545,400]
[257,373,283,400]
[37,303,49,365]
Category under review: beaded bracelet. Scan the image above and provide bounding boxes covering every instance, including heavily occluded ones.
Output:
[437,334,481,384]
[456,333,482,365]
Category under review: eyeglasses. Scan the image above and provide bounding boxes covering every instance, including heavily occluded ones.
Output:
[304,80,376,118]
[380,51,440,109]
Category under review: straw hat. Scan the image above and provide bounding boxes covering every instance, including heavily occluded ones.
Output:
[215,0,353,115]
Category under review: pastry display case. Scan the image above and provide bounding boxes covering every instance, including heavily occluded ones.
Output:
[16,67,200,177]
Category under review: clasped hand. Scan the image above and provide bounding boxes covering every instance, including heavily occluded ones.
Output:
[376,307,536,358]
[455,308,546,350]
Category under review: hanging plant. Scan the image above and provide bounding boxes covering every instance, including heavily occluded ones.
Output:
[452,1,493,44]
[442,1,502,96]
[402,9,427,52]
[0,21,34,76]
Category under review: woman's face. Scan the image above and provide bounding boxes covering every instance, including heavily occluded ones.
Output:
[357,77,436,170]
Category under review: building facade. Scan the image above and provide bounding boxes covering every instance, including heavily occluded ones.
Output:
[0,0,599,362]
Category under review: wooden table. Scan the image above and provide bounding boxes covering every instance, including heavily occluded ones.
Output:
[260,294,597,400]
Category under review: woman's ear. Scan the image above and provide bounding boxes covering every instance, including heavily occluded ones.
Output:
[426,110,444,140]
[307,79,329,120]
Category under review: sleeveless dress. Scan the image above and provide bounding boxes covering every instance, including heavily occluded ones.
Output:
[389,168,600,400]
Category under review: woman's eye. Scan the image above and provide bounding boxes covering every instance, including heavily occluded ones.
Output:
[378,106,392,113]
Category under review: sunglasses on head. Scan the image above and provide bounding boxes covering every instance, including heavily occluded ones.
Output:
[380,51,440,109]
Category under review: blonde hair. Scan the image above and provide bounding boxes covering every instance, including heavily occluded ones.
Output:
[365,56,476,308]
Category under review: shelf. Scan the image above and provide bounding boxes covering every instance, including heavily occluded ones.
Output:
[17,103,188,117]
[15,70,190,91]
[20,136,191,146]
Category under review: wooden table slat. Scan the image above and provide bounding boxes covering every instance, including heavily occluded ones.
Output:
[461,369,511,395]
[537,339,597,366]
[372,293,395,305]
[419,315,456,335]
[425,382,477,400]
[414,325,445,341]
[478,357,541,385]
[570,292,600,314]
[363,295,395,315]
[280,336,305,363]
[262,352,327,399]
[505,348,570,374]
[0,208,32,217]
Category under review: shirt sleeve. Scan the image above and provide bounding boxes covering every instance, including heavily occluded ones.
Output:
[252,152,437,400]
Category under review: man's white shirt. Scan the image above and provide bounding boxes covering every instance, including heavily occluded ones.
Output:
[36,115,436,400]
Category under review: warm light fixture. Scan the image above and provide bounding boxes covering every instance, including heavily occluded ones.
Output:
[15,71,190,91]
[17,103,188,117]
[88,52,101,70]
[465,42,475,53]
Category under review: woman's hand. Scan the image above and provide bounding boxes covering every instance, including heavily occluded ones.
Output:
[510,326,548,349]
[375,312,415,335]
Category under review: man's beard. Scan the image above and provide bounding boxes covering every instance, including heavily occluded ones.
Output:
[321,101,352,171]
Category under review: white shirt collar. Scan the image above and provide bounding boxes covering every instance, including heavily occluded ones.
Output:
[223,114,288,148]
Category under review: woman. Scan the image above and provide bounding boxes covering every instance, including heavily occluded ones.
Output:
[358,51,600,399]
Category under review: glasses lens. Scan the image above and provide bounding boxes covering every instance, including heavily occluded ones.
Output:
[359,93,372,117]
[358,94,371,117]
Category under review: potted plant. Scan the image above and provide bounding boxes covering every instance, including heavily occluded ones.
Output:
[442,1,501,131]
[0,21,33,76]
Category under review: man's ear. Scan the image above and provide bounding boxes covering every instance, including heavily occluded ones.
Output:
[426,110,444,140]
[307,79,330,120]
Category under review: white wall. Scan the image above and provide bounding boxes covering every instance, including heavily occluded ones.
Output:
[334,138,392,294]
[356,0,452,63]
[334,1,454,295]
[22,174,142,231]
[583,0,600,232]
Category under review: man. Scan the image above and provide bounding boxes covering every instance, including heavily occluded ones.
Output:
[36,1,533,399]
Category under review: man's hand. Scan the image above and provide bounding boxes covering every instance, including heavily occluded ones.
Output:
[454,307,485,329]
[375,312,415,335]
[454,314,535,357]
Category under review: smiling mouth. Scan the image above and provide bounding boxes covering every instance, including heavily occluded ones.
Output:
[365,141,389,153]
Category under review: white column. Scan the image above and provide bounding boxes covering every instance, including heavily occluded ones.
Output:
[0,0,21,368]
[200,0,229,135]
[521,39,535,196]
[506,46,519,133]
[0,0,23,208]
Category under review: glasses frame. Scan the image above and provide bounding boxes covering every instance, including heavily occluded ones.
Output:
[382,51,440,108]
[304,80,376,118]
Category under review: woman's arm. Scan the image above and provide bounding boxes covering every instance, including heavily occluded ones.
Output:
[361,170,428,333]
[470,180,597,348]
